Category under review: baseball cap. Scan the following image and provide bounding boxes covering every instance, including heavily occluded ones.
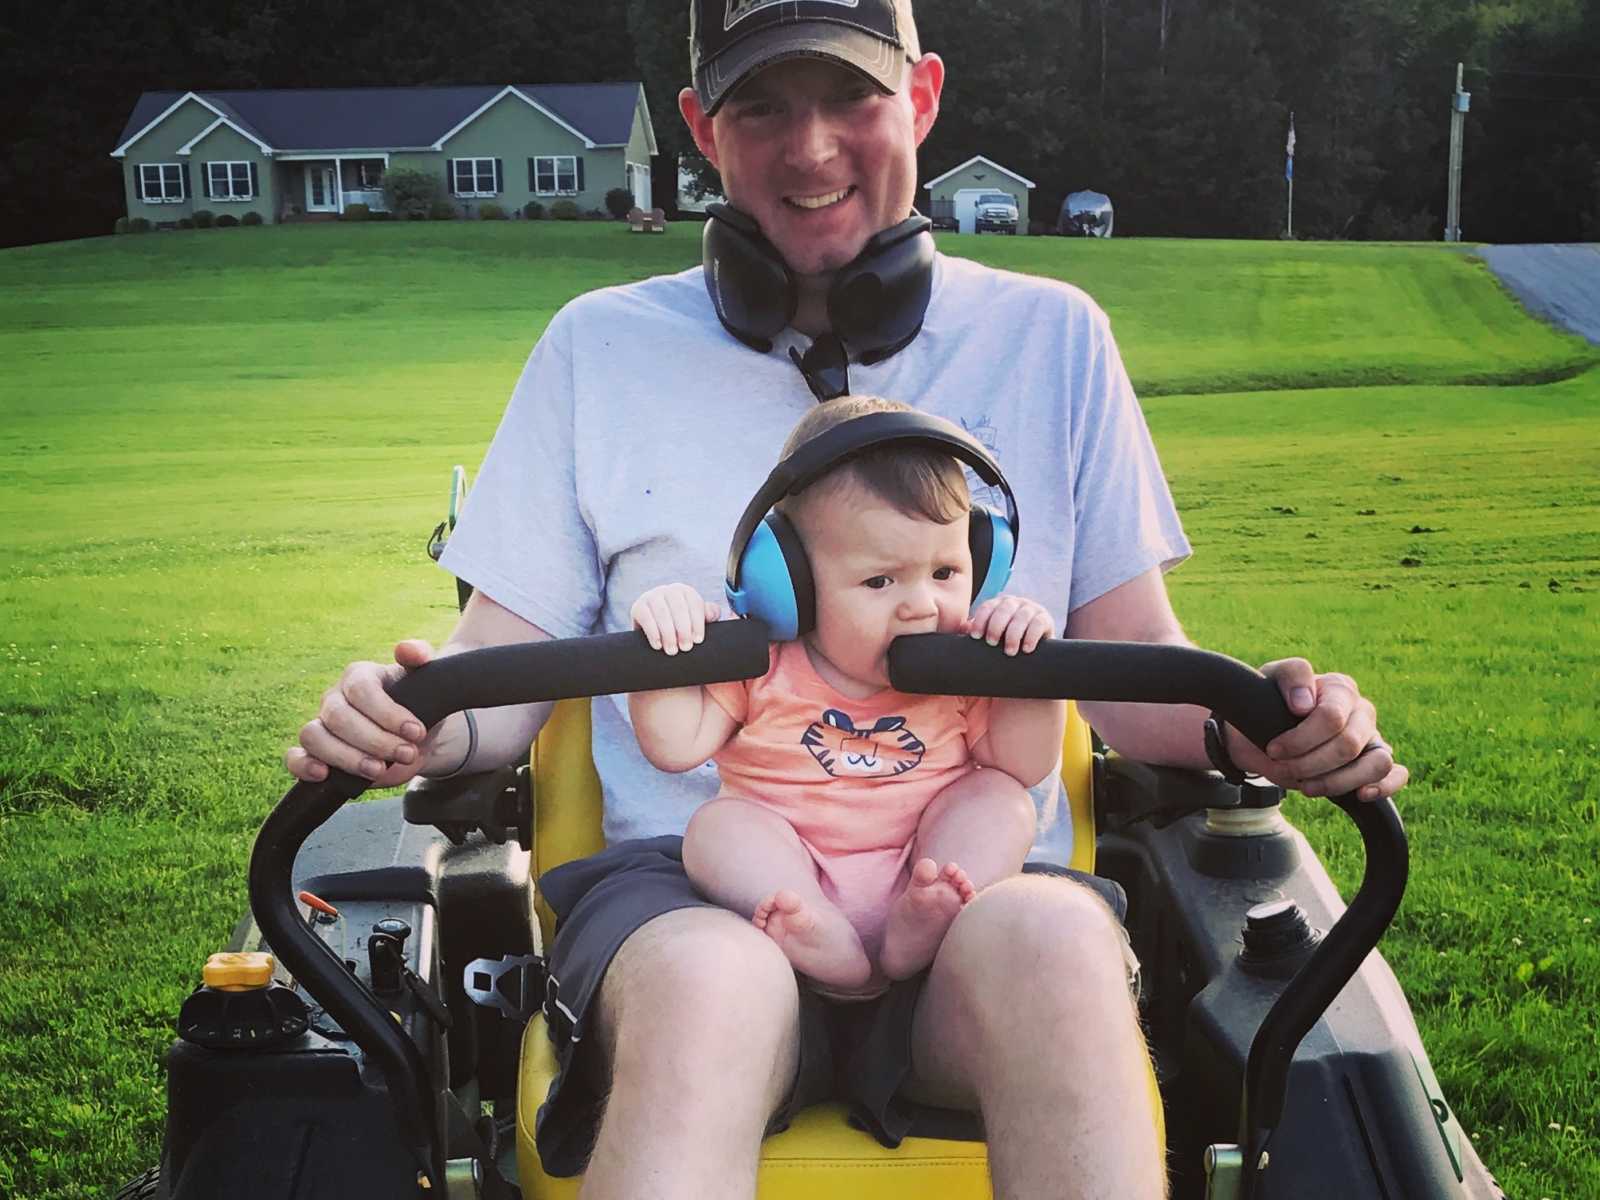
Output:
[691,0,922,115]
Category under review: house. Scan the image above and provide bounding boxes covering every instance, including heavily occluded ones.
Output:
[110,83,658,225]
[924,155,1037,234]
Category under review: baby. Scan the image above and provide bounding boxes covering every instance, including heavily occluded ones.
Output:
[629,396,1065,994]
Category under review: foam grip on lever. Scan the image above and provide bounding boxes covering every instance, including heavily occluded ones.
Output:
[388,619,772,730]
[887,634,1296,746]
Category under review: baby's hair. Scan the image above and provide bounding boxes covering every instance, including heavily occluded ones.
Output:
[778,395,970,525]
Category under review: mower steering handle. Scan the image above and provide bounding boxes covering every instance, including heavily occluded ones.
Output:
[247,620,773,1187]
[884,634,1408,1198]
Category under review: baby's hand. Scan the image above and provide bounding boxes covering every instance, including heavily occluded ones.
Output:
[963,596,1055,656]
[631,583,721,655]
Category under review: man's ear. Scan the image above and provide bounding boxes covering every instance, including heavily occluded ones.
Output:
[907,53,944,147]
[679,87,722,169]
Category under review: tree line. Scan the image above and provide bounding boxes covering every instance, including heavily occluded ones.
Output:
[4,0,1596,248]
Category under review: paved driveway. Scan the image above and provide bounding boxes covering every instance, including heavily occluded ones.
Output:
[1478,243,1600,345]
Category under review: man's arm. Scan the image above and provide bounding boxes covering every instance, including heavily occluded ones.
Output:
[286,589,556,786]
[1066,568,1407,801]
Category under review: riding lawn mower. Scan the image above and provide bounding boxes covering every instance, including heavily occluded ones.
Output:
[113,472,1507,1200]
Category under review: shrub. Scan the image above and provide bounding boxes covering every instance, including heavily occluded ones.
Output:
[583,207,610,221]
[192,209,215,229]
[177,217,195,230]
[428,199,458,220]
[343,202,371,222]
[550,199,580,221]
[1363,203,1433,242]
[523,201,545,220]
[479,202,507,220]
[604,187,634,219]
[241,211,263,226]
[114,217,129,234]
[384,167,446,221]
[215,213,239,228]
[128,217,152,233]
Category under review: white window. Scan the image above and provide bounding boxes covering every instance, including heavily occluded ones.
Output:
[357,161,384,189]
[139,163,185,203]
[207,161,255,201]
[533,155,578,195]
[453,157,499,197]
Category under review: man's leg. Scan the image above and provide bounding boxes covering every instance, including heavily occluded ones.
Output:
[905,874,1167,1200]
[579,906,803,1200]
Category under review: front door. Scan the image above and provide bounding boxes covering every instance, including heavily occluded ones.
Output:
[629,163,651,211]
[305,166,338,213]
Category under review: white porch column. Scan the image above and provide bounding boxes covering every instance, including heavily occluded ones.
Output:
[335,157,344,213]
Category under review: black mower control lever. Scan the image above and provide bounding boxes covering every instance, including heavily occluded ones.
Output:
[886,634,1408,1200]
[247,620,773,1190]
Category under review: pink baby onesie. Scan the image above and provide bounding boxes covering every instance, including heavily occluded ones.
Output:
[705,641,994,950]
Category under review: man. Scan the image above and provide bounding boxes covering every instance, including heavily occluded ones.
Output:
[287,3,1406,1196]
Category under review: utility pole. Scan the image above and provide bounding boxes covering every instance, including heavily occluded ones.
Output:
[1445,63,1470,242]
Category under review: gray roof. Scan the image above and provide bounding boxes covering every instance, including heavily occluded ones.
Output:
[114,83,644,153]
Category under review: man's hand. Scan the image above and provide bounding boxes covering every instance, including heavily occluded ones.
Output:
[285,639,437,785]
[962,595,1056,655]
[631,584,721,655]
[1224,658,1408,802]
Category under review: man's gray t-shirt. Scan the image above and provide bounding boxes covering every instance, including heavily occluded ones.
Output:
[440,253,1190,863]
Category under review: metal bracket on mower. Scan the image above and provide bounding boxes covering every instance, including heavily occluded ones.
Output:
[403,764,532,851]
[463,953,548,1023]
[1098,754,1285,830]
[1203,1143,1244,1200]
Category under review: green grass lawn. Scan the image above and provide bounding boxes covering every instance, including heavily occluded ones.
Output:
[1,222,1597,1198]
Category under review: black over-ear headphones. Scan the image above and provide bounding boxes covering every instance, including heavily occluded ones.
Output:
[725,411,1020,641]
[702,203,935,365]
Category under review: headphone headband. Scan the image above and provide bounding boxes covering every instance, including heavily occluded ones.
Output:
[725,411,1019,593]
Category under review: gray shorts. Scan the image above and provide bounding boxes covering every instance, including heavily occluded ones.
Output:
[532,835,1131,1177]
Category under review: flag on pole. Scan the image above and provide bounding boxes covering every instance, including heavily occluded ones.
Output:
[1285,111,1296,181]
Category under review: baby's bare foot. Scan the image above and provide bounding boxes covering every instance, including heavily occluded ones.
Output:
[880,859,977,980]
[753,890,872,989]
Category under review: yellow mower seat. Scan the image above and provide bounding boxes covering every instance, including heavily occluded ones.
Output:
[515,699,1155,1198]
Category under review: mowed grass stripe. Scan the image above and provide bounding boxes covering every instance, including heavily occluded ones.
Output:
[0,225,1595,1199]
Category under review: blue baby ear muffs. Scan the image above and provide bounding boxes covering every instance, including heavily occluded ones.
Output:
[725,411,1019,641]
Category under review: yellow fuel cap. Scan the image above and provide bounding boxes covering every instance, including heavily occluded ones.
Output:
[203,951,275,991]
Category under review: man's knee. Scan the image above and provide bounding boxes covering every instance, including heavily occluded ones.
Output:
[597,906,800,1078]
[935,874,1130,999]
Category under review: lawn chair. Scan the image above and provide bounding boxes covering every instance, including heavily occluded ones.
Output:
[627,206,646,233]
[647,207,667,233]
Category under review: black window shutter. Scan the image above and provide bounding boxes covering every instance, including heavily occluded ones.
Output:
[182,163,191,200]
[576,157,585,193]
[446,159,455,195]
[528,158,536,191]
[134,164,145,201]
[249,162,258,198]
[494,158,503,194]
[202,162,211,199]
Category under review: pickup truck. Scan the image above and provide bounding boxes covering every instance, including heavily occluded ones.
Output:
[974,191,1020,234]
